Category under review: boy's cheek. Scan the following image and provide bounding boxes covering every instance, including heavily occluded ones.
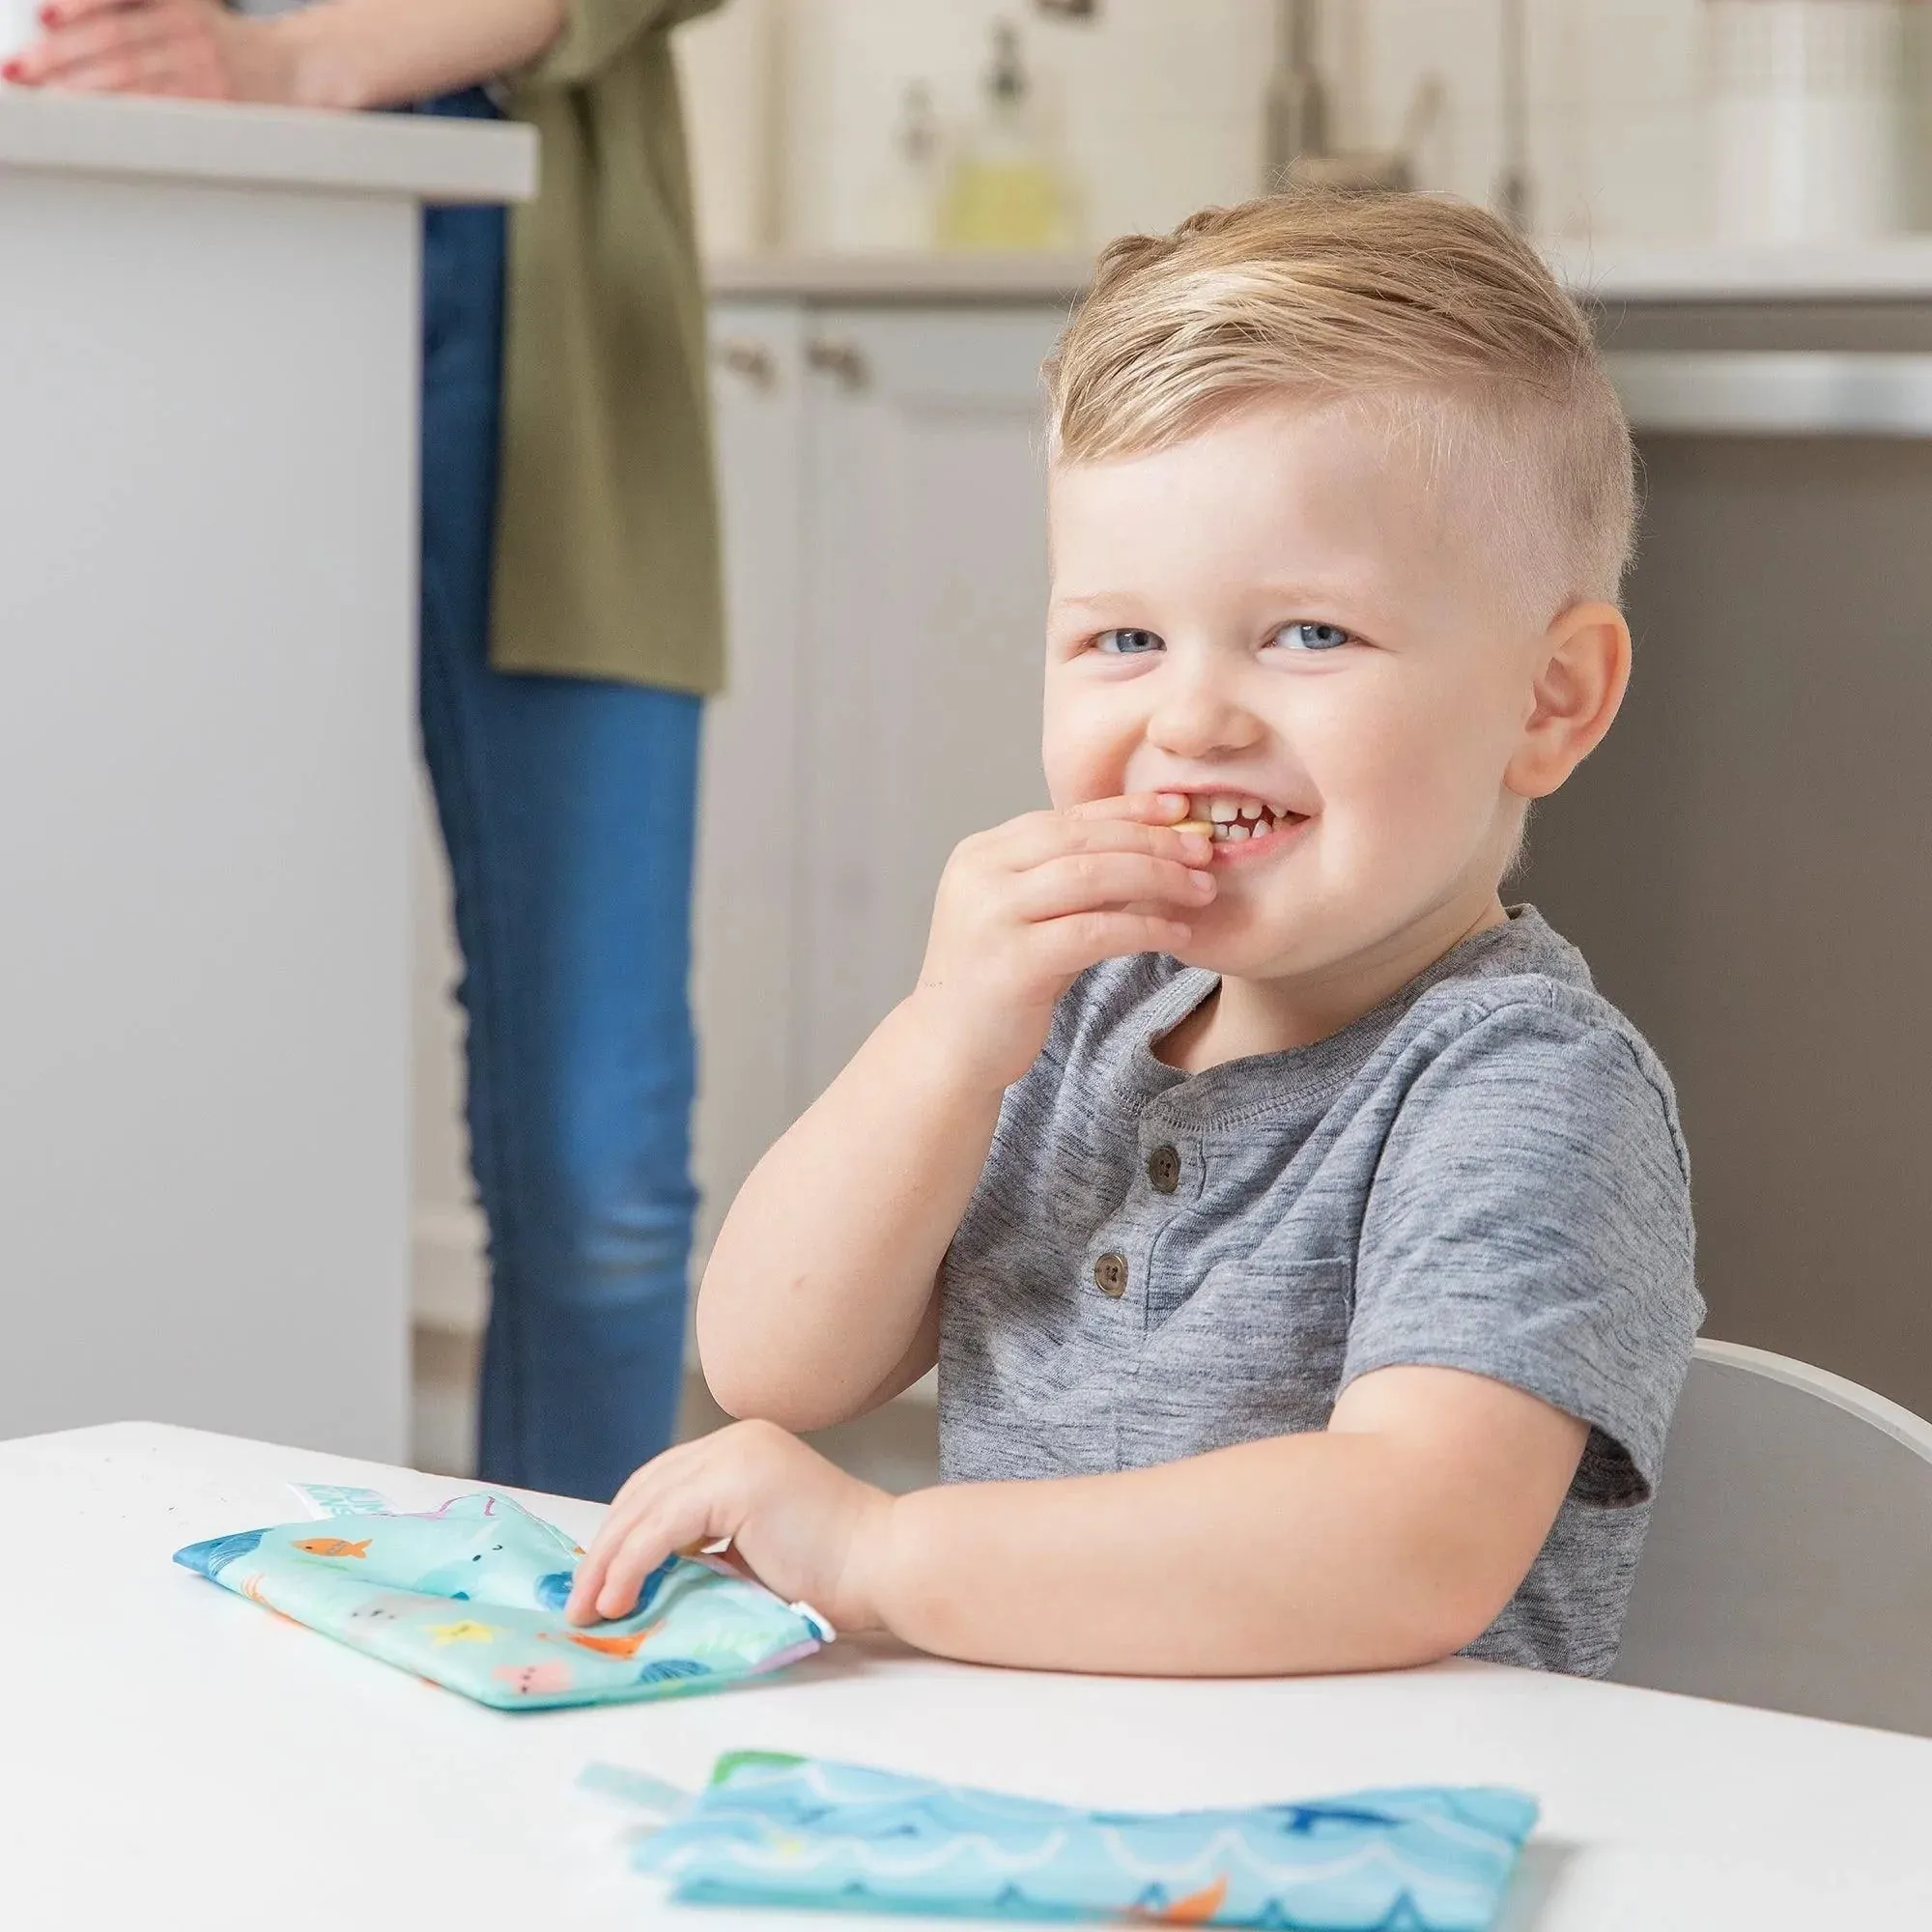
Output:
[1039,732,1119,810]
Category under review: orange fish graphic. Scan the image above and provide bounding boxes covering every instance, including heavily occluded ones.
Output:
[294,1537,372,1559]
[1132,1876,1229,1925]
[555,1621,664,1660]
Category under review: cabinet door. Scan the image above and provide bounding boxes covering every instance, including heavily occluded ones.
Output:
[692,301,808,1254]
[798,305,1068,1097]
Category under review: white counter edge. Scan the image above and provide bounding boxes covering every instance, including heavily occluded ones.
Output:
[0,91,534,203]
[708,238,1932,306]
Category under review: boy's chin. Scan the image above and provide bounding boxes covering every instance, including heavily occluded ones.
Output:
[1158,928,1290,979]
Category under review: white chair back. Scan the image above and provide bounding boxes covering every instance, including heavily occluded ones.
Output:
[1613,1338,1932,1736]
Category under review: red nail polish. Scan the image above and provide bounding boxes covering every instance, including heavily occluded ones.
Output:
[2,60,22,81]
[37,5,56,24]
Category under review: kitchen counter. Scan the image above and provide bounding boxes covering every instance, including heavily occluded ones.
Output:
[2,85,531,1459]
[708,237,1932,307]
[0,86,533,202]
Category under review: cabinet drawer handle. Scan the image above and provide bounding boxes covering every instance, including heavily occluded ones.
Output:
[806,337,869,389]
[714,338,778,389]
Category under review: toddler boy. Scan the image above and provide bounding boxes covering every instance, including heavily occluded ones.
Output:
[568,190,1700,1680]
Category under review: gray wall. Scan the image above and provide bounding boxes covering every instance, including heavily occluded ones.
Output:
[1518,428,1932,1420]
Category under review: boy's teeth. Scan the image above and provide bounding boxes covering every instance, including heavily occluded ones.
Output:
[1185,792,1282,840]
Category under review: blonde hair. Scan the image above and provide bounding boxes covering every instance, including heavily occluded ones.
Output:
[1045,190,1635,622]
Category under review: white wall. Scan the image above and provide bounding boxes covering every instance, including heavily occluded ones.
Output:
[675,0,1717,256]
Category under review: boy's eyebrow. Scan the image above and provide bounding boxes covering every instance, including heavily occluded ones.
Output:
[1049,591,1135,615]
[1051,577,1391,618]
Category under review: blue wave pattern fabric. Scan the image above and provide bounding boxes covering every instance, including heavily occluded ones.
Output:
[172,1492,827,1711]
[633,1752,1538,1928]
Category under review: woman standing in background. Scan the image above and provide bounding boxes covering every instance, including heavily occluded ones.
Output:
[8,0,728,1502]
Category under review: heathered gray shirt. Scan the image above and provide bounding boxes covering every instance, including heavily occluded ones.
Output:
[938,907,1700,1679]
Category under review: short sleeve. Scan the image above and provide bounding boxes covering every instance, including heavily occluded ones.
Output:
[520,0,724,89]
[1345,998,1701,1506]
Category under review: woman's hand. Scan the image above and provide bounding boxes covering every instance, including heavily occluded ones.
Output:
[911,792,1214,1091]
[565,1419,896,1636]
[2,0,567,112]
[3,0,293,101]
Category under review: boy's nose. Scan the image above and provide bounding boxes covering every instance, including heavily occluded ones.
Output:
[1145,670,1265,761]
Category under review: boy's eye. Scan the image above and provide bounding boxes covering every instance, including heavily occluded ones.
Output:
[1094,629,1165,656]
[1269,621,1353,653]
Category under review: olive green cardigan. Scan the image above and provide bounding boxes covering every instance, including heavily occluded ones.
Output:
[497,0,725,695]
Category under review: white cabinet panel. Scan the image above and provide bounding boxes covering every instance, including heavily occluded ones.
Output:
[693,303,810,1254]
[796,306,1066,1098]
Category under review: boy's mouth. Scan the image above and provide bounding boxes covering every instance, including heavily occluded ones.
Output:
[1174,793,1308,849]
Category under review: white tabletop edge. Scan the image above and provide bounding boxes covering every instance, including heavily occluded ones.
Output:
[0,89,535,204]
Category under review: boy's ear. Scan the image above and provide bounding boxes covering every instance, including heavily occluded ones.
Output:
[1504,600,1632,802]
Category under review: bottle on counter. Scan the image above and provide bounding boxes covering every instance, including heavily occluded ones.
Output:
[867,81,944,252]
[936,19,1077,253]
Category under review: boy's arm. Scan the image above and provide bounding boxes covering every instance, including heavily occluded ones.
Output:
[696,794,1214,1433]
[566,1363,1586,1671]
[693,999,1003,1431]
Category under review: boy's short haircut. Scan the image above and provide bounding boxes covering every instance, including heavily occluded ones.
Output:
[1045,190,1636,625]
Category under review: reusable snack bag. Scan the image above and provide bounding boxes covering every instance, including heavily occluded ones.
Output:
[618,1750,1538,1928]
[173,1490,828,1710]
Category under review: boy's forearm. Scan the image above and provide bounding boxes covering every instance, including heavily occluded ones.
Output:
[863,1434,1516,1676]
[696,994,1006,1431]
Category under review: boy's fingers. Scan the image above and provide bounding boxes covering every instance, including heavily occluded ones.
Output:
[1037,911,1193,974]
[1063,791,1192,826]
[594,1502,704,1622]
[566,1501,651,1621]
[1012,853,1214,923]
[564,1548,612,1623]
[998,815,1211,871]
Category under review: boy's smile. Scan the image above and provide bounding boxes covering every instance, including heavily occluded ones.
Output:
[1042,395,1621,1052]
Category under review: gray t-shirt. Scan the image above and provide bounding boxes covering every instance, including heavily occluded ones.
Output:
[938,907,1701,1678]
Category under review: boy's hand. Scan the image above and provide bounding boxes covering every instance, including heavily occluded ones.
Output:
[564,1420,894,1635]
[913,792,1214,1090]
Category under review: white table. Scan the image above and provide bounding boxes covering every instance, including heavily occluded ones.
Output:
[5,1424,1930,1929]
[0,94,533,1461]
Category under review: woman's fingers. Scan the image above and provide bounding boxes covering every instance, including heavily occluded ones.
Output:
[9,0,231,94]
[35,0,145,27]
[17,20,199,91]
[1009,851,1214,923]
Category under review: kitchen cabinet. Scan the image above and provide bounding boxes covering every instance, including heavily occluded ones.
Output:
[695,299,1065,1236]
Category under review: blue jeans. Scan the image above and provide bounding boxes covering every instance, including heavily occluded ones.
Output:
[414,91,700,1501]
